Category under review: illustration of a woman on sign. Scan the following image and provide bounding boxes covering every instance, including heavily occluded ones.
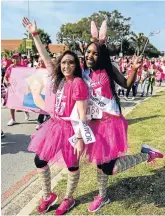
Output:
[23,69,48,110]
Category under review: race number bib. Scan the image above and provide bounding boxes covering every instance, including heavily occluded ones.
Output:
[87,104,103,119]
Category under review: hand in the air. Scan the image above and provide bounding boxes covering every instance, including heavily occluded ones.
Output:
[22,17,37,34]
[132,55,143,70]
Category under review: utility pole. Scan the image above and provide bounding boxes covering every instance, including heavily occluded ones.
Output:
[27,0,30,57]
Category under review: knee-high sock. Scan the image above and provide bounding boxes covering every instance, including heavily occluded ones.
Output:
[97,168,109,198]
[37,165,51,199]
[65,170,80,198]
[113,153,149,175]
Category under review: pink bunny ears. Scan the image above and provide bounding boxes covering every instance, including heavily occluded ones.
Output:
[90,20,107,44]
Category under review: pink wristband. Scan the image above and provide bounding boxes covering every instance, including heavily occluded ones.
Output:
[32,32,38,37]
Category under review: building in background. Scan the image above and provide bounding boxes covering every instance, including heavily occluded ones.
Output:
[1,39,68,56]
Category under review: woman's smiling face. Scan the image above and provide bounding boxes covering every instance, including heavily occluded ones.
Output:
[85,43,99,70]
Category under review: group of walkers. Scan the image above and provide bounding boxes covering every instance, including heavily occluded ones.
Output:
[114,55,165,100]
[1,17,164,215]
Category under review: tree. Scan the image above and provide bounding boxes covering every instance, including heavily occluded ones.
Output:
[17,40,26,54]
[144,43,162,58]
[130,32,147,56]
[56,10,132,55]
[1,49,13,58]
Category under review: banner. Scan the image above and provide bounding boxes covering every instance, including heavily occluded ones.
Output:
[6,67,55,115]
[25,39,33,49]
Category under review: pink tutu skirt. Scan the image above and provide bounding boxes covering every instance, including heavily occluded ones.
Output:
[85,114,128,165]
[28,118,77,168]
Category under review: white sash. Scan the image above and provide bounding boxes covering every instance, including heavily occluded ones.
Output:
[68,103,96,147]
[54,79,95,147]
[55,80,65,114]
[83,69,120,117]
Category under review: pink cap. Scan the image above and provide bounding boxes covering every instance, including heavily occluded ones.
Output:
[12,53,20,58]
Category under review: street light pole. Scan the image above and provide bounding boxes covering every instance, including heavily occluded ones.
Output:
[141,30,160,56]
[27,0,30,57]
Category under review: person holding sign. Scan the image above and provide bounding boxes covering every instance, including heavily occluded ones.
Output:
[81,21,164,212]
[23,17,93,215]
[4,53,30,126]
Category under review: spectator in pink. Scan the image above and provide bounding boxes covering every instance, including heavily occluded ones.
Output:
[4,53,30,126]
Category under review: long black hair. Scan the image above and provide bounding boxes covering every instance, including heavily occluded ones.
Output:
[84,42,121,112]
[51,50,82,93]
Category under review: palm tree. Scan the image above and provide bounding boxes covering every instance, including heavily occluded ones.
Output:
[130,32,147,55]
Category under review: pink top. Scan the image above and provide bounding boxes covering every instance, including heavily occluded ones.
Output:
[21,60,28,67]
[89,69,113,99]
[55,77,88,117]
[1,59,11,68]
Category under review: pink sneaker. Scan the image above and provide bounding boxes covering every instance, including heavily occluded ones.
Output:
[54,196,75,215]
[37,192,58,213]
[88,195,110,212]
[141,144,164,162]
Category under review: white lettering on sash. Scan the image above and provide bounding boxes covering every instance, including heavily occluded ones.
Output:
[68,103,95,146]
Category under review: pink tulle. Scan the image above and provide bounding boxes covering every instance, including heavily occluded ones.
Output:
[28,118,77,168]
[84,114,128,165]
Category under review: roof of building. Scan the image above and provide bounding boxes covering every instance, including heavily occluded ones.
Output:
[1,39,68,54]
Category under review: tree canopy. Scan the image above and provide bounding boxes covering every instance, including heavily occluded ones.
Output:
[56,10,161,57]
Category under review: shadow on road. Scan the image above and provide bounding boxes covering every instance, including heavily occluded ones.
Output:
[1,133,31,155]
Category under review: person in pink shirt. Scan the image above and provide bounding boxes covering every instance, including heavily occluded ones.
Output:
[1,54,12,83]
[4,53,30,126]
[81,21,164,213]
[23,17,90,215]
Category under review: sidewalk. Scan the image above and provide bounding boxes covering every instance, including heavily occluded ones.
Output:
[1,83,165,216]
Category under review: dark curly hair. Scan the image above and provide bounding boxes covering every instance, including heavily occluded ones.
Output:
[51,50,82,93]
[84,42,121,112]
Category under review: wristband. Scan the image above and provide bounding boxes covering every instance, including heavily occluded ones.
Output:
[77,137,83,139]
[32,32,39,37]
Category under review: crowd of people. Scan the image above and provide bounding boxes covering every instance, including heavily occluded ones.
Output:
[1,17,164,215]
[112,55,165,100]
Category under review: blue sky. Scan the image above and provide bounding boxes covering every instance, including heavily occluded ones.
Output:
[1,1,165,51]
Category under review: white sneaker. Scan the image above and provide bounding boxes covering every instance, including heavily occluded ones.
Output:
[25,112,30,121]
[35,124,41,130]
[7,119,16,126]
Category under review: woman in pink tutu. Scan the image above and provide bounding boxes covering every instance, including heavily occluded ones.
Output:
[82,21,164,212]
[22,18,94,215]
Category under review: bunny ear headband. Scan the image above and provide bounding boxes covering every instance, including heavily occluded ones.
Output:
[90,20,107,44]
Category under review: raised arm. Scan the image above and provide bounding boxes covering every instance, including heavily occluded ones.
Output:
[112,55,143,89]
[22,17,53,74]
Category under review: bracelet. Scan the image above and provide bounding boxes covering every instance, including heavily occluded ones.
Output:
[77,137,83,139]
[32,32,39,37]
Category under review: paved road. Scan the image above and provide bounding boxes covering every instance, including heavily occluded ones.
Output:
[1,109,38,194]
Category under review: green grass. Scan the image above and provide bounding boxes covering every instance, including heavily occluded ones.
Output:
[32,90,165,215]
